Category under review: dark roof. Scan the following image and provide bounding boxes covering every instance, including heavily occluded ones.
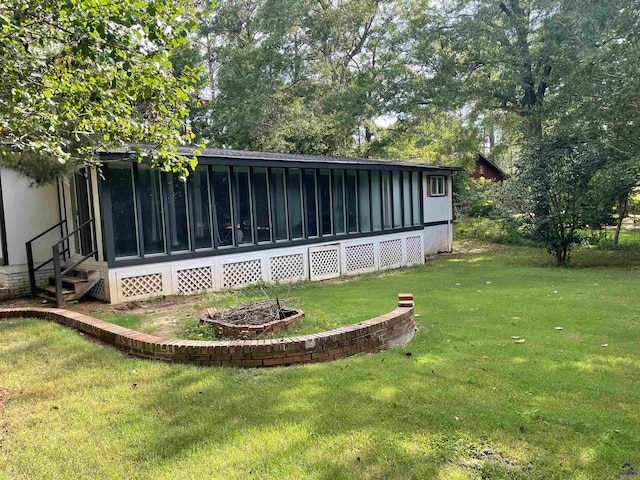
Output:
[477,152,508,177]
[101,145,463,172]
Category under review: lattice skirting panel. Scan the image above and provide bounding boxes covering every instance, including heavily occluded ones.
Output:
[406,236,424,265]
[379,239,403,269]
[88,278,107,300]
[270,253,305,282]
[344,243,375,273]
[120,273,163,298]
[222,259,262,288]
[309,245,340,281]
[177,266,213,293]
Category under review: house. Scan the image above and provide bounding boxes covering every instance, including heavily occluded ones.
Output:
[0,148,460,305]
[471,152,507,182]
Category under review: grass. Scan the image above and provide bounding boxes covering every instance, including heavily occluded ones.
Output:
[1,242,640,479]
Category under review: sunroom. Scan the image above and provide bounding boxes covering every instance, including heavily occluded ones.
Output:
[9,148,458,304]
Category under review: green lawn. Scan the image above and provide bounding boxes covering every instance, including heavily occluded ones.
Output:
[1,243,639,479]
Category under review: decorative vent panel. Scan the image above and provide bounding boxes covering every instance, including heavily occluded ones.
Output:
[309,246,340,280]
[177,266,213,293]
[121,273,163,298]
[88,278,106,300]
[270,254,305,282]
[222,259,262,288]
[406,236,423,265]
[379,239,403,268]
[345,243,375,272]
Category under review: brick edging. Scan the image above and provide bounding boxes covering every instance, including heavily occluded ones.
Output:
[0,294,416,367]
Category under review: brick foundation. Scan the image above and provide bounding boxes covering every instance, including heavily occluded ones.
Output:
[0,294,416,367]
[0,268,53,298]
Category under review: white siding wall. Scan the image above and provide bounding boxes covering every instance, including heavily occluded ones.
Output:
[423,174,453,224]
[1,170,60,266]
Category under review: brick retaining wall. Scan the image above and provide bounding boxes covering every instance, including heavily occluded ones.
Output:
[0,294,416,367]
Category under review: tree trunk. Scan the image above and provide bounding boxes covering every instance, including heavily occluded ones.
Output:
[614,196,629,246]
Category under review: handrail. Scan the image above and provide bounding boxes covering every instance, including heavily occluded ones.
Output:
[61,250,98,277]
[27,220,68,298]
[25,220,67,246]
[53,218,94,249]
[26,218,96,302]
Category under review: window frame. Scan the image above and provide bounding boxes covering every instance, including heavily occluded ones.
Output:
[429,175,447,197]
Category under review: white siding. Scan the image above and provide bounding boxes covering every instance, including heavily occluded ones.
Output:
[1,170,60,266]
[423,174,452,224]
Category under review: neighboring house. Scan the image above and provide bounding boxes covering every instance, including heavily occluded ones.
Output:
[471,152,507,182]
[0,148,460,304]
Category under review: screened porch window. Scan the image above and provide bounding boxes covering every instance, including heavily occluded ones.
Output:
[253,167,271,243]
[211,166,233,247]
[105,160,429,263]
[165,173,190,251]
[233,167,253,245]
[138,165,165,254]
[346,170,358,233]
[109,163,138,258]
[288,169,304,239]
[358,170,371,232]
[318,169,332,236]
[270,168,288,241]
[304,170,318,237]
[190,166,213,249]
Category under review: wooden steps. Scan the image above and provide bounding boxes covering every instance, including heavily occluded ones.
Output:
[38,268,100,305]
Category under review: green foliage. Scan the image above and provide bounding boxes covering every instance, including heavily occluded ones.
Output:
[456,177,498,218]
[502,132,621,265]
[0,0,204,184]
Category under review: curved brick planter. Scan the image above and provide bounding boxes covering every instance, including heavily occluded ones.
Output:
[0,294,415,367]
[200,309,305,339]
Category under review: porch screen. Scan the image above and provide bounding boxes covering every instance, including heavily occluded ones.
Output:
[253,168,271,243]
[346,170,357,233]
[392,171,402,228]
[233,167,253,245]
[191,166,213,249]
[270,168,288,241]
[318,169,332,236]
[332,170,345,234]
[211,166,233,247]
[165,173,190,251]
[370,171,382,231]
[358,170,371,232]
[304,170,318,237]
[138,165,165,254]
[287,169,304,239]
[109,163,138,257]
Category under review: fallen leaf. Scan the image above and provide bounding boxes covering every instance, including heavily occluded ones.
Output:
[511,336,520,339]
[454,416,459,421]
[514,339,526,344]
[132,383,137,390]
[486,281,492,284]
[554,327,563,330]
[601,344,608,347]
[455,283,461,286]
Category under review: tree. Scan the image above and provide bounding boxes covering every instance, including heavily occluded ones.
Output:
[194,0,409,157]
[0,0,203,185]
[506,132,614,265]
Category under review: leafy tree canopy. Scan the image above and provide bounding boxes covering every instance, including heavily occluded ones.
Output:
[0,0,205,185]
